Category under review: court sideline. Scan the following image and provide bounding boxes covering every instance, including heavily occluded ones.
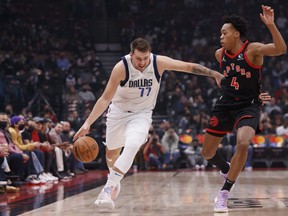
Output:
[14,169,288,216]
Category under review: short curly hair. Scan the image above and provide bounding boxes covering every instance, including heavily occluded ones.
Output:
[223,15,248,38]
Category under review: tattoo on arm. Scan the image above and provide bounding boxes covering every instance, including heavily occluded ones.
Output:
[191,64,213,77]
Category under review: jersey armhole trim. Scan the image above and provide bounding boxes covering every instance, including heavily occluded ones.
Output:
[120,57,129,86]
[153,54,161,83]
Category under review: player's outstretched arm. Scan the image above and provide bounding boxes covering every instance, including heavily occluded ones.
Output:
[256,5,287,56]
[157,55,224,87]
[73,62,125,141]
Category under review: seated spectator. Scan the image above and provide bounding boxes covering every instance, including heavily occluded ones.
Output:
[9,116,54,183]
[0,113,29,182]
[161,128,180,167]
[9,116,42,151]
[21,117,58,182]
[143,134,167,170]
[0,145,9,181]
[276,113,288,136]
[56,52,71,71]
[260,118,276,135]
[78,83,96,103]
[184,139,207,170]
[49,122,73,179]
[60,121,87,174]
[0,146,20,193]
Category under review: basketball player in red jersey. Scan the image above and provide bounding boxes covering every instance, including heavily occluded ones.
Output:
[201,5,286,213]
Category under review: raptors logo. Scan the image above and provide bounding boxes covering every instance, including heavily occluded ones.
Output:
[210,116,219,127]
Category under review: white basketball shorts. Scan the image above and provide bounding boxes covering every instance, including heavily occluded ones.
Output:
[105,104,152,150]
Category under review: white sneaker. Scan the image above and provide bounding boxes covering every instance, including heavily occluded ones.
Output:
[214,190,229,212]
[26,175,41,185]
[111,182,121,200]
[95,187,115,209]
[46,172,59,182]
[38,174,50,183]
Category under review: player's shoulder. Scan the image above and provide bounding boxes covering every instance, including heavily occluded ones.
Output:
[215,48,223,62]
[113,59,126,71]
[246,42,263,50]
[110,59,126,80]
[215,48,223,56]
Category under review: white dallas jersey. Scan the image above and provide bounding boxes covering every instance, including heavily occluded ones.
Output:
[111,53,161,112]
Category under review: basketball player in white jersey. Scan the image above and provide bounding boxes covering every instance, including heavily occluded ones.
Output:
[73,38,223,208]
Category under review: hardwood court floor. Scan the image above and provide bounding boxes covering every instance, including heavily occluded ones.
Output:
[14,169,288,216]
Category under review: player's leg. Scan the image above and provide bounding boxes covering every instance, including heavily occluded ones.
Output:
[95,132,147,207]
[95,113,126,208]
[202,134,230,175]
[214,116,257,213]
[203,131,231,213]
[227,126,255,181]
[96,114,150,208]
[106,147,122,172]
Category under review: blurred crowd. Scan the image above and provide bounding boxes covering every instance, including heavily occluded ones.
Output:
[0,112,95,193]
[1,0,288,189]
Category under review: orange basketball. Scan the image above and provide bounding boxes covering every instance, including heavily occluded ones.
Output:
[73,136,99,163]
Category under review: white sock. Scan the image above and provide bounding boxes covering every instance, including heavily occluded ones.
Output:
[108,166,113,173]
[105,170,123,188]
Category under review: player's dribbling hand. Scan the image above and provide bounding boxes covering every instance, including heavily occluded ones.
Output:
[215,73,224,88]
[73,122,90,141]
[259,92,271,105]
[260,5,274,26]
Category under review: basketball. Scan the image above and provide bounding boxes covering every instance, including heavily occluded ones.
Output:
[73,136,99,163]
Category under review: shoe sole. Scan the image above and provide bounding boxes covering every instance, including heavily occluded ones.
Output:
[214,208,228,213]
[95,199,115,209]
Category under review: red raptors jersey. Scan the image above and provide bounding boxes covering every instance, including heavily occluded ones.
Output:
[220,40,261,102]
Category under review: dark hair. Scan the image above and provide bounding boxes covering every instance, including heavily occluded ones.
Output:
[223,15,248,39]
[130,38,152,53]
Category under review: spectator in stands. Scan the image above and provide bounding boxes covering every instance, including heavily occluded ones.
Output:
[161,128,180,167]
[8,116,47,181]
[0,113,29,181]
[21,117,58,182]
[155,119,171,139]
[56,52,71,71]
[0,145,20,192]
[49,122,73,179]
[264,97,282,118]
[0,145,9,181]
[260,118,276,135]
[143,133,167,170]
[60,121,87,174]
[9,116,42,151]
[185,139,207,170]
[276,113,288,136]
[78,83,96,103]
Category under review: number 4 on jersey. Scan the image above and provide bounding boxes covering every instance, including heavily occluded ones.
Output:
[230,77,239,90]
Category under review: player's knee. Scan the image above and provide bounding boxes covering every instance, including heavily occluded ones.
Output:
[126,134,147,150]
[123,144,140,156]
[236,139,250,152]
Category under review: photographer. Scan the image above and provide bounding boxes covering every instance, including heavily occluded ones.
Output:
[143,133,166,170]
